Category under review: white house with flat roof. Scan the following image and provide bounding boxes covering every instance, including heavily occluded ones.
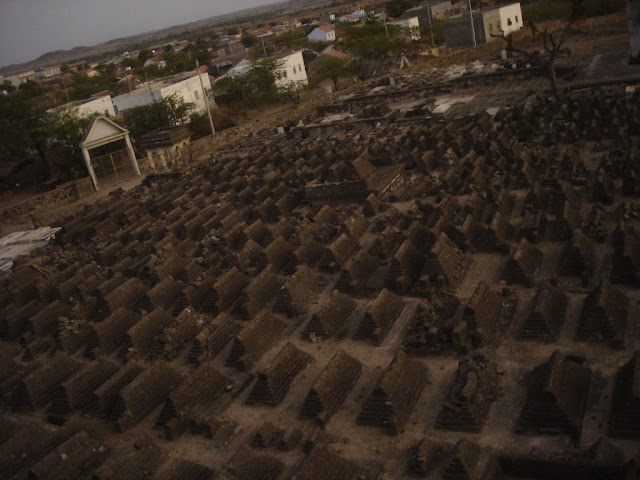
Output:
[50,94,116,118]
[112,71,213,115]
[227,51,308,89]
[482,2,523,38]
[35,66,61,79]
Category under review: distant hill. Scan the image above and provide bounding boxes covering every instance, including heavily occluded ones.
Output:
[0,0,331,76]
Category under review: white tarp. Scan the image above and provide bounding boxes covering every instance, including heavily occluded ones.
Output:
[0,226,61,271]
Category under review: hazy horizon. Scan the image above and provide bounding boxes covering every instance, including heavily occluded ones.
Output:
[0,0,281,68]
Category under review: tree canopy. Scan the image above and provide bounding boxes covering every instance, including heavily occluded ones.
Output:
[340,23,408,59]
[310,55,355,90]
[213,58,296,107]
[122,93,194,139]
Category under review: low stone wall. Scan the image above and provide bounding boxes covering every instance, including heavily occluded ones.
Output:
[0,177,95,220]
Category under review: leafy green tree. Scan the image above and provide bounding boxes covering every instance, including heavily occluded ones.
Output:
[0,89,94,180]
[1,80,16,93]
[311,55,355,90]
[122,93,194,139]
[40,111,93,179]
[340,23,408,59]
[241,34,259,48]
[213,58,292,107]
[0,90,45,167]
[273,29,307,48]
[96,63,116,76]
[189,105,235,138]
[138,49,153,63]
[18,80,43,97]
[226,26,240,35]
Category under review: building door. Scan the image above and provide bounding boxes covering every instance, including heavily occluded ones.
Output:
[90,148,138,188]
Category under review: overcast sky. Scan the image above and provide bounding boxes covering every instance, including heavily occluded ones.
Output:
[0,0,279,68]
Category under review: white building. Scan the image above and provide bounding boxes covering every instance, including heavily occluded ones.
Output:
[112,71,213,115]
[227,51,308,89]
[4,70,36,88]
[390,17,421,41]
[35,65,62,79]
[307,25,336,42]
[482,2,523,38]
[274,51,308,88]
[51,95,116,118]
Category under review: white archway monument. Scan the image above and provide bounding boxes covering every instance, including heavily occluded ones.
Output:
[80,116,140,191]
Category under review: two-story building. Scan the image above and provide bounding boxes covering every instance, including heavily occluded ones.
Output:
[112,71,213,115]
[49,94,116,118]
[226,50,308,89]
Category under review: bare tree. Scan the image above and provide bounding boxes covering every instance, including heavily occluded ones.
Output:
[492,0,584,97]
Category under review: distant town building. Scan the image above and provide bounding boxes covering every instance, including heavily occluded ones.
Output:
[112,71,213,115]
[307,25,336,42]
[320,46,352,62]
[351,9,367,20]
[339,14,360,23]
[4,70,36,88]
[443,2,523,48]
[35,66,61,79]
[400,1,454,24]
[208,38,246,69]
[143,56,167,69]
[246,26,276,37]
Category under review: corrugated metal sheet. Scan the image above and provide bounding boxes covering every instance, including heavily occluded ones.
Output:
[0,227,61,271]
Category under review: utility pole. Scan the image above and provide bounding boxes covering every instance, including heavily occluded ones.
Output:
[383,11,389,37]
[196,60,215,136]
[426,1,435,45]
[261,37,268,58]
[62,76,70,101]
[468,0,477,47]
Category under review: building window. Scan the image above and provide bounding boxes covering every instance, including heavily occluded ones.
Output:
[194,90,200,100]
[293,66,297,74]
[515,15,519,23]
[489,23,493,32]
[283,70,288,78]
[299,64,303,73]
[507,18,512,26]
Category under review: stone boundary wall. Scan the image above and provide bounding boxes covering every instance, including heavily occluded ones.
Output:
[0,177,95,220]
